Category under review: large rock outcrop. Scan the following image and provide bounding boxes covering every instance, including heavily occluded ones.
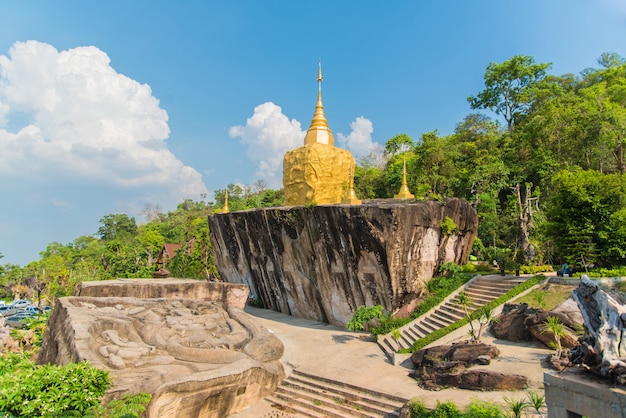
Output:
[38,281,284,418]
[208,198,477,326]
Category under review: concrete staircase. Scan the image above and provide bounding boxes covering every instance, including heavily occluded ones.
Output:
[265,369,408,417]
[377,275,527,360]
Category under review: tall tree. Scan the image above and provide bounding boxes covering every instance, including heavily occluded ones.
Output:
[468,55,551,131]
[97,214,138,242]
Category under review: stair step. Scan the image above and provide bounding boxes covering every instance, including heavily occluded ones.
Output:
[282,379,399,417]
[434,308,464,322]
[271,389,355,418]
[276,385,375,418]
[465,287,506,297]
[294,370,408,405]
[265,395,326,417]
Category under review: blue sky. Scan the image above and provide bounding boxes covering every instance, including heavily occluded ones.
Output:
[1,0,625,266]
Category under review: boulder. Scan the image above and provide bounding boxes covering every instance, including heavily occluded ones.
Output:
[411,343,499,368]
[409,369,527,391]
[209,198,477,326]
[490,303,538,342]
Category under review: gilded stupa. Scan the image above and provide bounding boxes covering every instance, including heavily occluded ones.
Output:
[283,64,359,206]
[394,158,414,199]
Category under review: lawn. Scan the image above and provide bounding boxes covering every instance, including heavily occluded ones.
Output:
[513,284,576,310]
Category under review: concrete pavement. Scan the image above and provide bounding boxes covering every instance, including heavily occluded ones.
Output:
[230,305,553,417]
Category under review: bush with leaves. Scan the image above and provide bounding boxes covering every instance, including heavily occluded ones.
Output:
[346,305,384,331]
[0,355,111,417]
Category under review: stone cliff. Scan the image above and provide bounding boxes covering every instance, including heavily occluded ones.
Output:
[208,198,478,326]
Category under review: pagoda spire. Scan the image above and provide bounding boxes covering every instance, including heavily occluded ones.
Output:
[304,61,335,146]
[394,158,415,200]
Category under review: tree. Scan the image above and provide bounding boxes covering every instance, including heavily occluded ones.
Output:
[545,168,626,267]
[598,52,625,69]
[384,133,414,156]
[97,214,138,242]
[468,55,551,131]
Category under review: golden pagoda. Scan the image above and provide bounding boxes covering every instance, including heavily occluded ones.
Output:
[283,63,359,206]
[394,158,414,200]
[222,190,230,213]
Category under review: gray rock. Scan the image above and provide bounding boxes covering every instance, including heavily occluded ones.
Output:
[209,198,477,326]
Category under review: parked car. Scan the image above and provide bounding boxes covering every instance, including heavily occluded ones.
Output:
[23,306,40,314]
[5,312,36,328]
[0,306,17,316]
[8,299,32,308]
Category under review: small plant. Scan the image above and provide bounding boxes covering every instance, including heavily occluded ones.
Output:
[334,397,343,404]
[313,399,322,406]
[527,390,545,416]
[542,316,565,357]
[346,305,384,332]
[504,396,528,418]
[439,217,458,236]
[407,399,429,418]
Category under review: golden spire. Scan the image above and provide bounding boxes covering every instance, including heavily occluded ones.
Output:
[341,165,362,205]
[304,61,335,146]
[222,190,230,213]
[394,158,414,200]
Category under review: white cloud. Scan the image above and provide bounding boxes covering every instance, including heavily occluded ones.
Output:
[229,102,304,188]
[336,116,376,158]
[0,40,207,205]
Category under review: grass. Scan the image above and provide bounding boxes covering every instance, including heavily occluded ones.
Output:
[513,284,575,310]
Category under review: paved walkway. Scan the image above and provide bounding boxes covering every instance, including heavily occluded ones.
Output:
[230,305,554,417]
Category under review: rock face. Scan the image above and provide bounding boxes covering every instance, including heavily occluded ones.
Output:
[38,281,284,418]
[209,198,477,326]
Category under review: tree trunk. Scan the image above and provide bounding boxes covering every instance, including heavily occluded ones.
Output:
[514,183,537,263]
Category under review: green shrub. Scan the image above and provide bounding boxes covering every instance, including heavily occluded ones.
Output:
[0,355,111,417]
[439,217,458,236]
[371,273,472,335]
[519,265,553,274]
[346,305,384,331]
[463,400,505,417]
[407,399,429,418]
[431,401,462,418]
[86,392,152,418]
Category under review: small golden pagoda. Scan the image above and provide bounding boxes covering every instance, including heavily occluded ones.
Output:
[283,64,359,206]
[394,158,414,200]
[222,190,230,213]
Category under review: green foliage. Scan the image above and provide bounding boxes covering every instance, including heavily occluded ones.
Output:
[439,217,458,236]
[519,265,553,274]
[431,401,462,418]
[504,396,528,418]
[407,399,429,418]
[85,392,152,418]
[371,273,472,335]
[545,168,626,268]
[346,305,384,332]
[0,355,111,417]
[527,390,545,414]
[463,400,505,418]
[542,315,565,356]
